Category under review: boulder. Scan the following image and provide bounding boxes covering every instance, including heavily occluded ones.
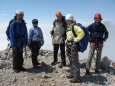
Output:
[100,56,110,70]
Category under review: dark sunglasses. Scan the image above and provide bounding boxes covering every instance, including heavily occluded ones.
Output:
[33,22,38,24]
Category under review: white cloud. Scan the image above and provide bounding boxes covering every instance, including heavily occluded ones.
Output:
[0,14,8,16]
[0,21,115,61]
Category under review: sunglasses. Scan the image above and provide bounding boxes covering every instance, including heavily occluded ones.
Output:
[33,22,38,24]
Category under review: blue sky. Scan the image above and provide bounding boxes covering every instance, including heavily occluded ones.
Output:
[0,0,115,22]
[0,0,115,61]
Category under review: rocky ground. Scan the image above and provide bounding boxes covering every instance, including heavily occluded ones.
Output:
[0,44,115,86]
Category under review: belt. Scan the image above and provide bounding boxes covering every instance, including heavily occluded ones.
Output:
[15,34,24,38]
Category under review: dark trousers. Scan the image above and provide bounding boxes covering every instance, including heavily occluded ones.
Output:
[13,49,23,70]
[53,43,66,65]
[31,42,41,66]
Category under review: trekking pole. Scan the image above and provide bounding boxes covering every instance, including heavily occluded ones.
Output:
[24,45,27,59]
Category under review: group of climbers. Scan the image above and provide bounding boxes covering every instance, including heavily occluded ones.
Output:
[6,9,109,83]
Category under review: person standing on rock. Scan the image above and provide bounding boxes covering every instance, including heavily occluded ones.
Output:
[86,13,109,75]
[50,11,67,67]
[66,14,85,83]
[28,19,44,68]
[10,10,28,73]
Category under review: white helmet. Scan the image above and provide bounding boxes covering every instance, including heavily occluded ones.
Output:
[15,9,24,15]
[65,14,74,20]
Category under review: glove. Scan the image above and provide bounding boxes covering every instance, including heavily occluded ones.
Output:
[50,30,54,35]
[39,42,43,46]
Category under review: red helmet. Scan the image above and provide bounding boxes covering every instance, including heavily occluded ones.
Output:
[94,13,101,19]
[55,11,62,17]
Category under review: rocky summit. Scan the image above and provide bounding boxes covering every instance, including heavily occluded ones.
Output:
[0,43,115,86]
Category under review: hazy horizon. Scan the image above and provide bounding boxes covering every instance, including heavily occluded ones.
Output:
[0,0,115,61]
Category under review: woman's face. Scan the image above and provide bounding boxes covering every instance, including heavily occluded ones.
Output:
[66,20,72,25]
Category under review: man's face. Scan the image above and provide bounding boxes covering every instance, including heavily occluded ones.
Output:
[17,14,24,20]
[66,20,72,25]
[33,22,38,27]
[94,18,101,23]
[57,16,62,21]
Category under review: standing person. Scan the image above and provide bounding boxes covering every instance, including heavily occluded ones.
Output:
[28,19,44,68]
[50,11,67,67]
[10,10,28,73]
[66,14,85,83]
[86,13,109,75]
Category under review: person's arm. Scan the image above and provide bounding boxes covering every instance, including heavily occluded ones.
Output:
[87,24,93,32]
[10,22,16,48]
[40,28,44,46]
[24,25,28,45]
[103,25,109,41]
[73,25,85,42]
[28,28,32,45]
[50,20,56,35]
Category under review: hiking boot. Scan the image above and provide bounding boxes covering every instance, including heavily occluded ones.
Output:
[37,62,41,65]
[58,62,66,68]
[62,62,66,66]
[51,61,57,66]
[95,70,100,74]
[13,69,20,73]
[70,78,81,83]
[19,67,27,71]
[85,70,90,75]
[33,65,41,69]
[67,74,74,78]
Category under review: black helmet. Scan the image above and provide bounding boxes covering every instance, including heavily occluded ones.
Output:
[32,19,38,24]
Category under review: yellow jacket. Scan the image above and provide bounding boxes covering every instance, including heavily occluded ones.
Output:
[66,23,85,43]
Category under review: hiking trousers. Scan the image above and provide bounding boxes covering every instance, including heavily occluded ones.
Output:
[53,42,66,65]
[31,41,41,66]
[13,49,23,70]
[68,50,80,80]
[86,43,103,71]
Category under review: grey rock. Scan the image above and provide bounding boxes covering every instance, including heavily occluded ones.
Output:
[39,49,44,56]
[0,60,11,69]
[108,68,115,75]
[12,77,17,82]
[60,74,65,78]
[7,52,12,59]
[45,53,49,57]
[41,62,46,67]
[41,72,47,78]
[1,54,7,60]
[100,56,110,70]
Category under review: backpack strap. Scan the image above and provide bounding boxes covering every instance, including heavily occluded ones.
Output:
[13,21,18,34]
[91,23,104,33]
[90,23,94,32]
[53,19,57,28]
[72,24,77,37]
[6,19,15,40]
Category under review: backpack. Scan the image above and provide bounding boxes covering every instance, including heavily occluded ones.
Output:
[52,16,67,39]
[72,23,89,53]
[53,16,66,28]
[90,23,105,40]
[6,19,17,41]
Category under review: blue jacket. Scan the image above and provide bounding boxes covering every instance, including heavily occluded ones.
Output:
[10,16,28,51]
[28,26,44,45]
[87,22,108,39]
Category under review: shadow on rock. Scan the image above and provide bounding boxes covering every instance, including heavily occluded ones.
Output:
[81,74,108,85]
[27,62,54,73]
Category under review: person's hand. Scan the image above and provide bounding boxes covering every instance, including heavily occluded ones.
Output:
[13,46,17,50]
[39,42,43,46]
[50,30,54,35]
[103,38,106,42]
